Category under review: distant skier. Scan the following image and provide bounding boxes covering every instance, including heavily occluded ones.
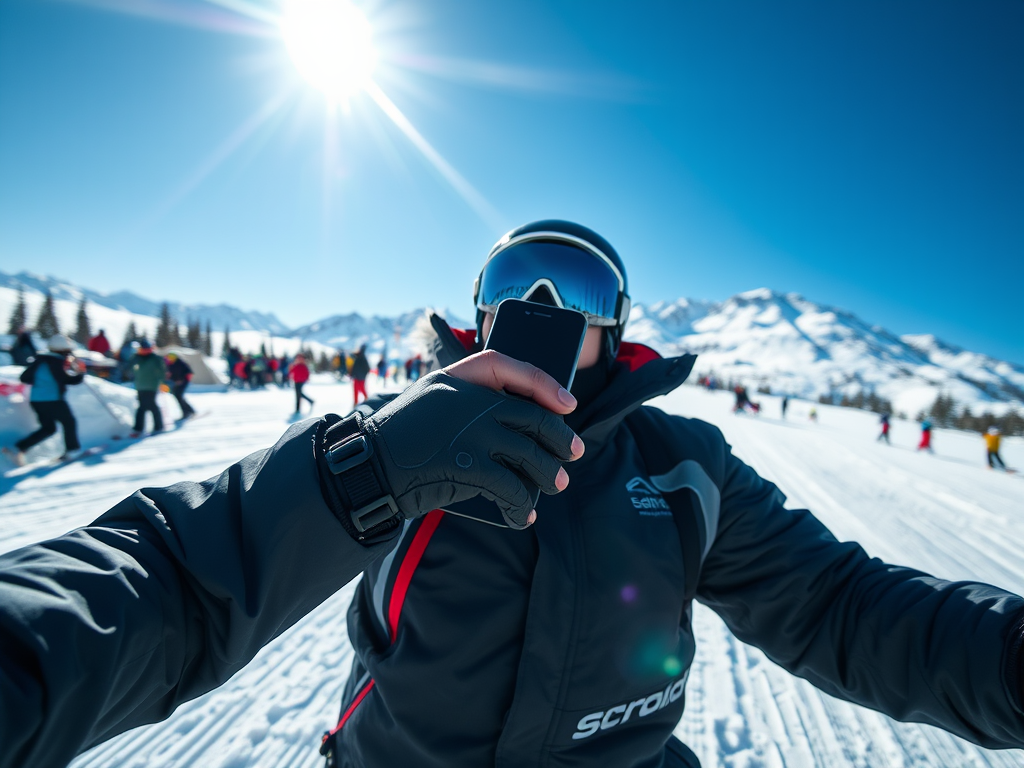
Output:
[10,327,36,366]
[733,385,753,414]
[165,352,196,421]
[877,413,891,444]
[4,335,85,465]
[377,355,388,384]
[809,407,818,423]
[289,353,314,414]
[781,396,789,419]
[232,356,249,389]
[984,427,1006,470]
[917,419,933,453]
[351,344,371,406]
[129,339,166,437]
[87,329,111,357]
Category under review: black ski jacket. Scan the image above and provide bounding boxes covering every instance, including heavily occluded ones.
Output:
[0,343,1022,768]
[322,339,1024,767]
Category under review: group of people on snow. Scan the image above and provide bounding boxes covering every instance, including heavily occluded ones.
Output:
[3,337,199,465]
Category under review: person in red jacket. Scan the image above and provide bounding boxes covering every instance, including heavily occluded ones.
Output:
[87,329,111,357]
[289,353,314,414]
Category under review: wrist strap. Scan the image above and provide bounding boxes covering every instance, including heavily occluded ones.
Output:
[324,414,400,533]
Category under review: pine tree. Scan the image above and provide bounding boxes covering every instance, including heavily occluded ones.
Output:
[6,287,27,334]
[155,303,175,347]
[73,297,92,345]
[317,351,331,372]
[121,321,138,351]
[186,319,202,350]
[222,325,232,358]
[203,320,213,356]
[34,290,61,339]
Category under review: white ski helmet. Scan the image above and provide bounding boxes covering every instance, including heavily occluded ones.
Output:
[47,335,74,353]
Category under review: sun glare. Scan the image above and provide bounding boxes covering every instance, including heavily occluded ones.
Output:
[282,0,377,101]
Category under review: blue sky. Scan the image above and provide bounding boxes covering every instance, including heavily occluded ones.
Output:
[1,0,1021,363]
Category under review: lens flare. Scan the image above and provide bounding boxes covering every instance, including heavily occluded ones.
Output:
[281,0,377,101]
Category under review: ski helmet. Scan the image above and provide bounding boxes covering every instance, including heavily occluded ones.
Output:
[47,335,74,353]
[473,220,631,358]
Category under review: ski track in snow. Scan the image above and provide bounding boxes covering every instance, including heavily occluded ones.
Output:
[0,381,1020,767]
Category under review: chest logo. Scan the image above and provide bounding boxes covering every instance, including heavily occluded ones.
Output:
[626,477,672,517]
[572,675,688,739]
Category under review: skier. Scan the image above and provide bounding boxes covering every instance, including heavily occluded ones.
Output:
[350,344,370,406]
[809,406,818,422]
[985,426,1007,470]
[232,356,249,389]
[9,327,36,366]
[165,352,196,421]
[128,339,165,437]
[877,413,891,444]
[781,395,789,419]
[87,329,111,357]
[733,385,752,414]
[1,221,1023,768]
[4,335,85,465]
[918,419,934,453]
[377,355,388,384]
[289,352,314,414]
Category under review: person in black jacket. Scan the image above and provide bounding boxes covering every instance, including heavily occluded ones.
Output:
[5,334,85,465]
[0,222,1022,768]
[10,327,37,366]
[164,352,196,421]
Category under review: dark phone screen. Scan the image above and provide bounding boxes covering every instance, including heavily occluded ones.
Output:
[484,299,588,390]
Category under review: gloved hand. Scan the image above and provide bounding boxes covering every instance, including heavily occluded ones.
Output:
[340,350,583,530]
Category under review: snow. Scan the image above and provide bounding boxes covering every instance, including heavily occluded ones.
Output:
[1,375,1021,767]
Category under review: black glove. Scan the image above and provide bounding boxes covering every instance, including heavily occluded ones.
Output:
[325,370,578,532]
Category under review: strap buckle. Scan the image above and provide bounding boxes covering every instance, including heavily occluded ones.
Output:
[351,494,400,533]
[326,434,373,475]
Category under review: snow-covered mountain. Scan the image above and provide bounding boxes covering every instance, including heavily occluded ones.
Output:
[624,289,1024,418]
[1,270,1020,418]
[290,308,472,358]
[0,270,289,335]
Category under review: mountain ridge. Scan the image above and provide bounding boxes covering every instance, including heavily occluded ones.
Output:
[1,269,1020,417]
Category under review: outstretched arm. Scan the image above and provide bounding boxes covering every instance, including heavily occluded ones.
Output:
[0,418,388,768]
[697,441,1024,749]
[0,350,583,768]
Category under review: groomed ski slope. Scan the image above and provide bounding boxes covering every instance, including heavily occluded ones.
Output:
[0,379,1020,767]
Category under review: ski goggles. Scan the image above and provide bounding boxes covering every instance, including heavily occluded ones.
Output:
[474,232,630,327]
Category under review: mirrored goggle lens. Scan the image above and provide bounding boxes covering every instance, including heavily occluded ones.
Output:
[476,241,621,325]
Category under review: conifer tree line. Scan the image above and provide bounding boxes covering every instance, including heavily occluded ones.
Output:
[5,290,220,356]
[921,393,1023,437]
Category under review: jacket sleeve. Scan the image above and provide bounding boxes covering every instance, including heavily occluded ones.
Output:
[695,433,1024,749]
[0,418,396,768]
[19,361,36,385]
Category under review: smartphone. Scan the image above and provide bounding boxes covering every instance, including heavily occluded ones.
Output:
[443,298,588,528]
[483,298,589,390]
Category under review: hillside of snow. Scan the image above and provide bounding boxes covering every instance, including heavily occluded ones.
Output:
[626,289,1024,418]
[0,270,289,335]
[0,377,1020,767]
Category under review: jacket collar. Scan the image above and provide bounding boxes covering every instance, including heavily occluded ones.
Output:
[446,322,696,444]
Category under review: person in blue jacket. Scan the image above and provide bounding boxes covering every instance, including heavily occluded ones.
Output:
[4,334,86,465]
[0,222,1022,768]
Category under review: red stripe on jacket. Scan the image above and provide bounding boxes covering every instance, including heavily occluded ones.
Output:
[328,509,447,737]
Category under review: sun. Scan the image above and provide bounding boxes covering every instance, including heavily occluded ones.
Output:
[281,0,377,101]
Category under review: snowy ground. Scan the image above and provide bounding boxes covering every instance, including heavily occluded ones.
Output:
[1,378,1022,767]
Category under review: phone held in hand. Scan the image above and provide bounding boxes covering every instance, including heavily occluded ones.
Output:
[483,298,589,390]
[443,298,588,528]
